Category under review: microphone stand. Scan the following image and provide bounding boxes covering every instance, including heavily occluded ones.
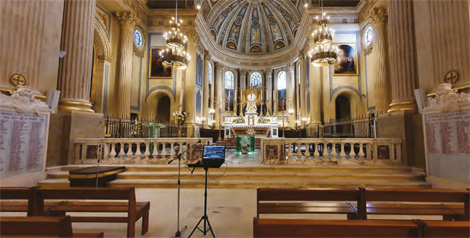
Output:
[168,150,187,238]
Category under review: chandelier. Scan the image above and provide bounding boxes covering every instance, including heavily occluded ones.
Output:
[160,0,190,69]
[308,0,338,67]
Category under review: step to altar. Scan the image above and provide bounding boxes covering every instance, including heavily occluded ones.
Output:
[38,165,430,189]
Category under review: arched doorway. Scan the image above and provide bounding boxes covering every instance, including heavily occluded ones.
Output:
[335,94,351,120]
[156,95,171,123]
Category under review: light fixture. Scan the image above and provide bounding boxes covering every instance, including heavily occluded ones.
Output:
[308,0,338,67]
[304,3,309,8]
[196,4,201,10]
[160,0,190,69]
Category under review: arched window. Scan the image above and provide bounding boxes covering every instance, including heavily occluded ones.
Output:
[207,63,213,107]
[224,71,235,111]
[277,71,287,111]
[249,72,262,88]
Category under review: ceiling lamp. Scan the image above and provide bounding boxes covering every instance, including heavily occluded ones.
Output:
[161,0,190,69]
[308,0,338,67]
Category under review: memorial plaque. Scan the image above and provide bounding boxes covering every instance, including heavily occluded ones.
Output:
[0,111,49,178]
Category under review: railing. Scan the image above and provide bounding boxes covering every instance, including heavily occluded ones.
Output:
[261,138,402,165]
[322,114,377,138]
[104,116,187,138]
[74,138,213,164]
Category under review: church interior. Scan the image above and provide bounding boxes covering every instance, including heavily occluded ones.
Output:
[1,0,469,237]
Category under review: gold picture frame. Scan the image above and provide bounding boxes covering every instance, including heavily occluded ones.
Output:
[333,43,359,76]
[149,46,173,79]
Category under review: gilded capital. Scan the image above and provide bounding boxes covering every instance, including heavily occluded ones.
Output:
[115,11,140,26]
[368,8,387,25]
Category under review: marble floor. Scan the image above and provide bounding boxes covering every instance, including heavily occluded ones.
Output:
[67,188,440,238]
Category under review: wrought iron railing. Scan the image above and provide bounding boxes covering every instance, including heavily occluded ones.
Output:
[322,113,377,138]
[104,116,187,138]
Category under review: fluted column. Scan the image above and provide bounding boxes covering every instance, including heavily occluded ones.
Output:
[299,51,307,118]
[115,11,139,117]
[264,69,273,115]
[239,69,248,115]
[215,63,224,128]
[57,0,96,113]
[203,52,210,128]
[388,0,418,113]
[368,8,391,113]
[286,63,296,127]
[309,61,322,125]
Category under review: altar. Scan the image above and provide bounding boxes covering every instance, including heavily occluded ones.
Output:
[223,88,279,139]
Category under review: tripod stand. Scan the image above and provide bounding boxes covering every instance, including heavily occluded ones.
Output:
[168,152,187,237]
[188,166,215,238]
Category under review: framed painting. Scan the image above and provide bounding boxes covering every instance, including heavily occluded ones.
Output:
[149,46,173,79]
[333,43,359,76]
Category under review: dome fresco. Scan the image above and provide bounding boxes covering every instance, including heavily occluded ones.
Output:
[205,0,302,54]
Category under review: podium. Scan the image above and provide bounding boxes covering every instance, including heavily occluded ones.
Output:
[187,162,222,238]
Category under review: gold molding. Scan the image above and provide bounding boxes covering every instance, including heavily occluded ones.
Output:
[387,107,416,113]
[388,101,415,107]
[427,84,470,97]
[58,100,95,113]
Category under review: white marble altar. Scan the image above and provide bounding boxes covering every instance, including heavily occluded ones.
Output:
[224,115,279,138]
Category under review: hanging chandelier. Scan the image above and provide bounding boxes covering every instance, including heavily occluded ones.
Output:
[160,0,190,69]
[308,0,338,67]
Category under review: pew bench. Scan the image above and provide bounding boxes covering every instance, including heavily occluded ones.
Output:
[421,221,470,238]
[354,188,469,220]
[34,187,150,238]
[0,187,35,216]
[253,218,421,237]
[257,188,362,219]
[0,216,104,238]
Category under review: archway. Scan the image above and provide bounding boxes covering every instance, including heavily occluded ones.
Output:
[156,95,171,123]
[335,94,351,120]
[90,21,111,113]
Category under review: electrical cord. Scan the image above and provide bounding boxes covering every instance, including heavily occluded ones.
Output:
[208,162,228,180]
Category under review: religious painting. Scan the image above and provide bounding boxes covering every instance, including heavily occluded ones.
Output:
[149,47,173,79]
[333,44,359,76]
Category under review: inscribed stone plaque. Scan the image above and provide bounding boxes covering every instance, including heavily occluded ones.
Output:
[0,111,49,178]
[424,110,470,184]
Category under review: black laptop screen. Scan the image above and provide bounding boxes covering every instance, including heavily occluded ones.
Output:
[203,146,225,159]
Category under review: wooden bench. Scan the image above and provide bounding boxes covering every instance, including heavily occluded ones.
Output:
[253,218,421,237]
[421,221,470,238]
[0,216,104,238]
[0,187,35,216]
[33,187,150,238]
[356,188,469,220]
[257,188,362,219]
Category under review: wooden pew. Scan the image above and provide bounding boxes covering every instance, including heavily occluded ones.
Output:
[357,188,469,220]
[0,187,35,216]
[0,216,104,238]
[253,218,421,237]
[34,187,150,238]
[421,221,470,238]
[257,188,363,219]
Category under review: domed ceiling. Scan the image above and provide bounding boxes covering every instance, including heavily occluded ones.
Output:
[204,0,302,55]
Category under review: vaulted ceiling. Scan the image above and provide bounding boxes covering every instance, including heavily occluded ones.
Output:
[203,0,302,55]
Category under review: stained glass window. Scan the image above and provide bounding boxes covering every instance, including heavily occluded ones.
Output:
[133,29,143,48]
[250,72,262,88]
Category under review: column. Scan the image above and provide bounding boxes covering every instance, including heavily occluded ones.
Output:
[299,51,307,119]
[215,63,224,128]
[264,69,273,115]
[239,69,248,115]
[203,52,210,128]
[309,60,322,126]
[57,0,97,113]
[388,0,418,113]
[286,63,296,127]
[368,8,391,113]
[115,11,139,117]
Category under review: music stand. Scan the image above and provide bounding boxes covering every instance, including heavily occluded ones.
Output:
[187,163,220,238]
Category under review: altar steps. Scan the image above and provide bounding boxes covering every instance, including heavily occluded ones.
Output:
[38,165,430,189]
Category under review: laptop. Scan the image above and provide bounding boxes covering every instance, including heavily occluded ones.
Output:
[201,145,226,168]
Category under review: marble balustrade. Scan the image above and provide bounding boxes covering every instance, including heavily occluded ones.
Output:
[74,138,213,164]
[261,138,402,165]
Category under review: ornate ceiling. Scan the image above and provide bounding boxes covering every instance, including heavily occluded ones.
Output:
[202,0,302,55]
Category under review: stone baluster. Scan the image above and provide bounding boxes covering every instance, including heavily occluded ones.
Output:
[103,143,110,161]
[143,142,150,159]
[387,0,418,113]
[135,143,142,158]
[323,143,330,161]
[115,11,139,117]
[358,143,366,161]
[314,143,320,161]
[118,143,125,158]
[161,143,167,157]
[330,143,337,162]
[297,144,303,163]
[109,143,116,159]
[340,143,347,160]
[57,0,96,113]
